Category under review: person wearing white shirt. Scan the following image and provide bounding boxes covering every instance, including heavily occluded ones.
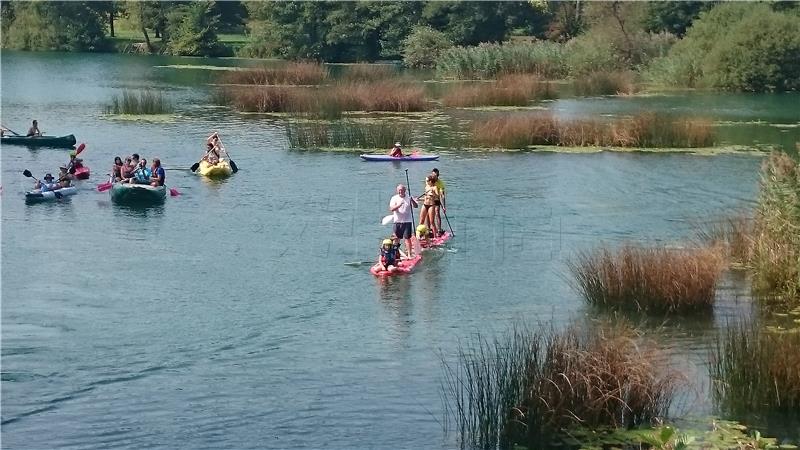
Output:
[389,184,418,258]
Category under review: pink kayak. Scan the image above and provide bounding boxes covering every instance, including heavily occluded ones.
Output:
[420,231,452,249]
[73,166,90,180]
[370,254,422,277]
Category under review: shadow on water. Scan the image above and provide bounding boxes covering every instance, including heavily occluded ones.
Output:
[112,203,166,218]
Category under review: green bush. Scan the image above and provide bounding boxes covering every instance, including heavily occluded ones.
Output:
[402,26,452,69]
[165,1,229,57]
[1,2,109,52]
[645,3,800,91]
[436,41,568,80]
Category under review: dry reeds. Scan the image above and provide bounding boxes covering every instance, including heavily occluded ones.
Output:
[442,75,556,107]
[285,122,413,149]
[750,152,800,303]
[573,71,638,96]
[219,62,329,86]
[568,245,725,314]
[339,63,396,82]
[710,321,800,416]
[696,215,754,265]
[218,81,428,117]
[471,112,715,149]
[443,323,677,449]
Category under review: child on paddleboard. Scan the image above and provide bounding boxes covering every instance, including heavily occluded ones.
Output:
[377,237,407,273]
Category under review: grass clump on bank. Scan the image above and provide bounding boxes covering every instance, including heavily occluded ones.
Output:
[285,122,413,149]
[568,245,725,314]
[105,90,173,115]
[471,112,715,149]
[696,215,754,266]
[218,62,329,85]
[441,75,556,107]
[443,323,677,449]
[219,81,428,117]
[338,63,397,82]
[750,152,800,304]
[573,71,638,96]
[710,321,800,417]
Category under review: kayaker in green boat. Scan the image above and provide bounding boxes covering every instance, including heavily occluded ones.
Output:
[111,156,124,182]
[26,120,41,137]
[130,159,152,184]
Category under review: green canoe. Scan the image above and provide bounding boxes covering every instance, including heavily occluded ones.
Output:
[110,183,166,205]
[1,134,77,148]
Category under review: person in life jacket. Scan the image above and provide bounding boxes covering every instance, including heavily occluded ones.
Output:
[377,237,407,273]
[389,142,403,157]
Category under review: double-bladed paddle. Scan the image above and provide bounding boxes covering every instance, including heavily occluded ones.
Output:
[23,169,64,199]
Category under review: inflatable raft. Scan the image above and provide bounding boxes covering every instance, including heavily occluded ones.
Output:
[110,183,166,205]
[25,186,77,203]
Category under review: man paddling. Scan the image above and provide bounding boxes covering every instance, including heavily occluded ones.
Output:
[389,184,418,259]
[26,120,41,137]
[389,142,403,157]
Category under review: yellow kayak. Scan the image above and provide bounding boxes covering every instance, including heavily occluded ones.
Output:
[198,159,233,178]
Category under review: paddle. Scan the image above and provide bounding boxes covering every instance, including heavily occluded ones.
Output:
[216,135,238,173]
[23,169,63,199]
[1,124,21,136]
[443,208,455,236]
[404,169,415,226]
[381,214,393,225]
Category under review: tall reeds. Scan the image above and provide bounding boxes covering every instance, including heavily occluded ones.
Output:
[339,63,396,82]
[573,71,638,96]
[749,152,800,304]
[442,75,556,107]
[285,122,413,149]
[436,41,569,80]
[568,245,725,314]
[471,112,715,149]
[710,321,800,416]
[443,323,677,449]
[218,81,428,117]
[105,90,173,115]
[218,62,329,85]
[695,215,754,265]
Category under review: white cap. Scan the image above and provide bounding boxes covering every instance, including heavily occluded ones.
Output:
[395,142,401,146]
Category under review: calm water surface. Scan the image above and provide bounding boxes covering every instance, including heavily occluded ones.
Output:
[2,52,797,448]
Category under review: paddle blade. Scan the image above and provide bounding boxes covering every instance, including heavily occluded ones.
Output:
[229,159,238,173]
[381,214,393,226]
[190,162,200,172]
[169,188,180,197]
[22,169,33,178]
[75,143,86,154]
[97,182,113,192]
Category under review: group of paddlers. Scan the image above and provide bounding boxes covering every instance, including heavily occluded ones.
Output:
[377,167,448,273]
[110,153,165,186]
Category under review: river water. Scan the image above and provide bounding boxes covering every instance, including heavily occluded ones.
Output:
[2,52,798,449]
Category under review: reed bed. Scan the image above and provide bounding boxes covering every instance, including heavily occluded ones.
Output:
[436,41,568,80]
[471,112,715,149]
[695,214,754,265]
[442,75,556,107]
[218,62,329,86]
[105,90,173,115]
[338,63,396,82]
[443,323,677,449]
[568,245,725,314]
[573,71,638,96]
[219,81,428,117]
[750,152,800,304]
[285,122,413,149]
[710,321,800,416]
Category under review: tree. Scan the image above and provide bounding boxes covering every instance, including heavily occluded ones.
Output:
[644,1,714,37]
[165,1,225,56]
[1,1,110,52]
[422,2,511,45]
[402,26,452,68]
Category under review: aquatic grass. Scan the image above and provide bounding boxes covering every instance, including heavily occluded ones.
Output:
[285,122,414,149]
[218,62,329,85]
[219,81,429,117]
[710,320,800,417]
[436,41,569,80]
[471,112,715,149]
[573,71,638,96]
[441,75,556,107]
[105,90,173,115]
[338,63,397,82]
[567,245,725,314]
[443,322,677,449]
[695,214,755,265]
[750,152,800,304]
